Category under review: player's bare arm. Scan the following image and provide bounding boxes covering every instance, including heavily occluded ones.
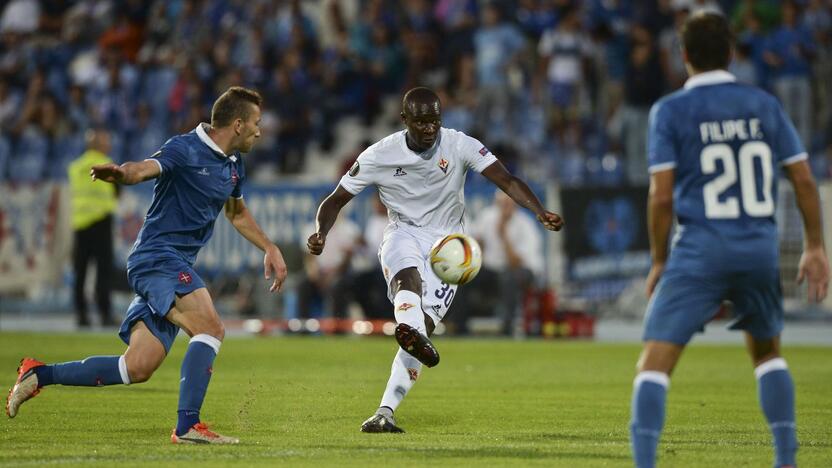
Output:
[646,169,674,297]
[224,197,287,293]
[480,160,563,231]
[90,159,160,185]
[308,185,355,255]
[784,160,829,302]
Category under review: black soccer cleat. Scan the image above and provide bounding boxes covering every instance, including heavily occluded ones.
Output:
[395,323,440,368]
[360,413,405,433]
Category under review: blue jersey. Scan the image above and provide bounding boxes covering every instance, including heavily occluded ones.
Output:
[127,124,246,269]
[647,70,806,272]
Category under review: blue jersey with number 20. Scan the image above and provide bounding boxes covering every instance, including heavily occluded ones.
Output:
[647,70,806,271]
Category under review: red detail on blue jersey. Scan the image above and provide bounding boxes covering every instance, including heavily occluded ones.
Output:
[178,272,192,284]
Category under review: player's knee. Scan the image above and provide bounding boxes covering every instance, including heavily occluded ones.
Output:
[126,358,157,383]
[193,317,225,341]
[392,268,421,295]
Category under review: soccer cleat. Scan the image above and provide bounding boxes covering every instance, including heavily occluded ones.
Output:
[395,323,440,368]
[360,413,405,433]
[6,357,45,418]
[171,422,240,445]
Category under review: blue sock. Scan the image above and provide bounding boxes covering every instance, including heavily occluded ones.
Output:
[630,371,669,468]
[35,356,128,387]
[176,335,220,436]
[756,358,797,467]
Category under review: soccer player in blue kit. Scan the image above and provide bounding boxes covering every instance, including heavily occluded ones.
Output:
[6,87,288,444]
[629,13,829,468]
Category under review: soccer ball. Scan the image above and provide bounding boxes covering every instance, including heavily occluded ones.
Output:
[429,233,482,285]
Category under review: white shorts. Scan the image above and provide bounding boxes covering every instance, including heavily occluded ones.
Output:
[379,223,460,325]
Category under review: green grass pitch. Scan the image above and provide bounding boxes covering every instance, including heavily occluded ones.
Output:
[1,332,830,467]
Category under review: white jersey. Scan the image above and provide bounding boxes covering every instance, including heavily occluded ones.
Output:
[338,128,498,233]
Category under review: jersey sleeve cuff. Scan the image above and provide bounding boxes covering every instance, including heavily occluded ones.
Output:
[338,181,360,195]
[780,152,808,166]
[145,158,163,174]
[474,157,499,173]
[648,162,676,173]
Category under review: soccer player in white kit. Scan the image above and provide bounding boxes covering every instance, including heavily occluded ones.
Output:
[307,87,563,432]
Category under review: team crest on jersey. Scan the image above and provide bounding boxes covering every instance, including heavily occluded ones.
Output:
[393,167,407,177]
[397,302,415,311]
[348,161,360,177]
[231,168,239,185]
[478,146,489,156]
[178,272,192,285]
[438,158,449,174]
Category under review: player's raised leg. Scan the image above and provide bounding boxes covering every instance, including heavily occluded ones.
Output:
[391,267,439,367]
[746,334,797,468]
[5,321,166,419]
[166,288,238,445]
[630,340,683,468]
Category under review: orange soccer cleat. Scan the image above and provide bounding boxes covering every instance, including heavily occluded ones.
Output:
[6,357,46,418]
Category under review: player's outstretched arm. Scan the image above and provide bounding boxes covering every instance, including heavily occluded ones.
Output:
[784,160,829,302]
[90,160,160,185]
[646,169,674,298]
[480,161,563,231]
[224,197,288,292]
[308,185,355,255]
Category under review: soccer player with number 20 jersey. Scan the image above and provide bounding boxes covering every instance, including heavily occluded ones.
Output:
[630,13,829,468]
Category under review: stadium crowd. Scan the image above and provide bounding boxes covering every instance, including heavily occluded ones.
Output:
[0,0,830,185]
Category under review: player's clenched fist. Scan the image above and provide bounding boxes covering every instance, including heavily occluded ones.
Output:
[307,232,326,255]
[536,211,564,231]
[90,163,125,183]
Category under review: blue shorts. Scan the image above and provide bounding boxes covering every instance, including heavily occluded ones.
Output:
[118,258,205,353]
[643,264,783,345]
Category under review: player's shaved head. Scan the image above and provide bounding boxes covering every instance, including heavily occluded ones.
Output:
[681,11,733,72]
[400,87,442,152]
[402,87,441,118]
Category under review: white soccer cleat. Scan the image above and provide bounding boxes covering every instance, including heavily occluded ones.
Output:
[6,357,45,418]
[171,422,240,445]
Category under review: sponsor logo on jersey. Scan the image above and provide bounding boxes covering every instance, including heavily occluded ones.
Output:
[197,168,210,176]
[393,167,407,177]
[178,272,192,284]
[407,368,419,381]
[438,158,449,174]
[478,146,489,156]
[348,161,360,177]
[397,302,415,311]
[431,304,442,313]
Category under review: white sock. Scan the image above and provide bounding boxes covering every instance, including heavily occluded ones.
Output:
[393,290,426,334]
[379,348,423,411]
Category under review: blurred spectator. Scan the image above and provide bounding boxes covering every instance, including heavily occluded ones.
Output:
[467,190,544,336]
[538,5,593,124]
[352,194,391,319]
[298,212,362,326]
[609,24,664,185]
[67,128,118,328]
[659,4,690,90]
[764,1,815,145]
[0,0,40,35]
[473,2,526,139]
[731,0,780,33]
